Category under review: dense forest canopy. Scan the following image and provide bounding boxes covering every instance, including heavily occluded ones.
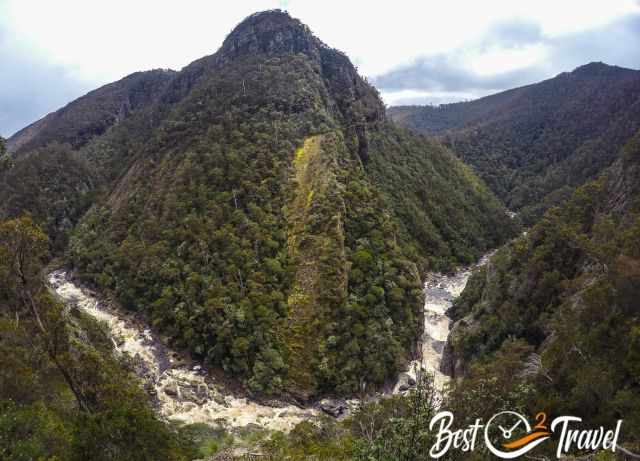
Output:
[443,131,640,444]
[1,10,515,401]
[2,8,637,461]
[390,63,640,224]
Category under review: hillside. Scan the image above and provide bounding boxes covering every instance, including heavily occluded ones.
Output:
[6,69,176,155]
[3,7,640,461]
[441,130,640,438]
[0,216,195,460]
[0,143,96,251]
[390,63,640,223]
[0,11,516,401]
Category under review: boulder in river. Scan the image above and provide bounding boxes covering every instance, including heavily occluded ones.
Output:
[164,383,179,397]
[131,353,155,382]
[181,383,210,405]
[318,398,348,417]
[396,372,417,392]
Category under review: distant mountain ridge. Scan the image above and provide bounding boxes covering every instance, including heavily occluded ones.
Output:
[389,62,639,135]
[389,62,640,223]
[7,69,176,155]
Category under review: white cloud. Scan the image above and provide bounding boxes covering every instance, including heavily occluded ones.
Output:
[1,0,639,134]
[5,0,638,81]
[3,0,281,82]
[380,89,486,107]
[469,44,548,76]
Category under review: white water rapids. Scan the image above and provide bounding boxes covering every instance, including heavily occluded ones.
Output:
[48,271,316,432]
[48,255,490,430]
[396,253,493,393]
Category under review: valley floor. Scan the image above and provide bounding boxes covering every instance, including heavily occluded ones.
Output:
[48,252,494,436]
[49,270,317,433]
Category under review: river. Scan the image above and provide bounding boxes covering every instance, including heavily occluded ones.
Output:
[48,271,316,432]
[395,252,493,394]
[48,254,490,431]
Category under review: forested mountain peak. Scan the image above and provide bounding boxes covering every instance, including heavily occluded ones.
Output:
[1,11,515,402]
[212,9,387,140]
[390,62,640,136]
[390,62,640,223]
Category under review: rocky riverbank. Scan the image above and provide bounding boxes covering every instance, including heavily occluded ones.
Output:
[48,270,317,432]
[394,252,494,395]
[48,253,491,431]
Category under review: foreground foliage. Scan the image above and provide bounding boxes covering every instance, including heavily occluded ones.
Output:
[0,216,195,460]
[250,372,438,461]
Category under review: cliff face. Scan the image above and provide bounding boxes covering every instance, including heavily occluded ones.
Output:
[217,11,323,62]
[218,10,385,164]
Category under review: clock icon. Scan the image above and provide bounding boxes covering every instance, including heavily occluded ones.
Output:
[484,411,549,459]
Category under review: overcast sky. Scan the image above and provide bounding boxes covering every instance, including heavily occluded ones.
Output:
[1,0,639,137]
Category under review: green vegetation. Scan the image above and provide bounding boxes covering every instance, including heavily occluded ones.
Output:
[7,70,175,156]
[0,216,194,460]
[2,10,639,461]
[0,143,96,251]
[179,423,235,458]
[61,10,514,399]
[367,126,516,269]
[444,131,640,450]
[391,63,640,224]
[246,371,439,461]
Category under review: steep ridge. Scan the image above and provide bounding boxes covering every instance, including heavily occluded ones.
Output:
[7,69,176,155]
[443,130,640,435]
[390,63,640,224]
[4,10,515,401]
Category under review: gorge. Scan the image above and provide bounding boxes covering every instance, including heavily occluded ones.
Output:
[47,250,493,432]
[1,8,639,461]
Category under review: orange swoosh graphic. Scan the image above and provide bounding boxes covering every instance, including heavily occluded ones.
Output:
[502,431,551,449]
